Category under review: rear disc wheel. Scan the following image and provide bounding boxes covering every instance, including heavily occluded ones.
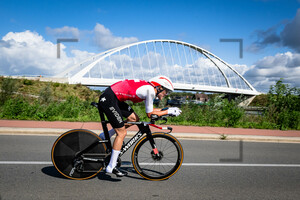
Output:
[51,129,106,180]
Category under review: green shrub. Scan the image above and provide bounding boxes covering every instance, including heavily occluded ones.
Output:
[53,82,60,87]
[221,99,244,127]
[266,79,300,130]
[0,97,29,119]
[39,84,53,104]
[23,79,34,86]
[61,96,81,119]
[0,77,19,105]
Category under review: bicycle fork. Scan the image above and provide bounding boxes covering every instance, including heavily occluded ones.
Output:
[139,123,162,158]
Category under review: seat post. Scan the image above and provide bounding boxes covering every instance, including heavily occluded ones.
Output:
[98,104,112,151]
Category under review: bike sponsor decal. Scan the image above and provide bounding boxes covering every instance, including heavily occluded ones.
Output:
[128,105,132,112]
[109,106,123,123]
[83,157,99,162]
[120,132,143,155]
[100,97,106,102]
[69,167,75,177]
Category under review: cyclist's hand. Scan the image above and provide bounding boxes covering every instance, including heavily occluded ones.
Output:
[168,107,182,116]
[168,107,180,111]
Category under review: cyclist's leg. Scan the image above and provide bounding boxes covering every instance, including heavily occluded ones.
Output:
[101,105,139,175]
[105,102,136,175]
[99,102,139,139]
[119,101,139,128]
[124,112,139,128]
[105,126,127,176]
[99,129,115,140]
[106,107,141,176]
[98,88,123,140]
[98,90,128,176]
[112,126,127,150]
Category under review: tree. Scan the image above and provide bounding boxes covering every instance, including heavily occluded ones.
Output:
[267,79,300,130]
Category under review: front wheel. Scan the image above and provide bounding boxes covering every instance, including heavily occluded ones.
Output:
[132,133,184,181]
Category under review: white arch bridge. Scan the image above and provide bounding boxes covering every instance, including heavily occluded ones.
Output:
[57,39,259,98]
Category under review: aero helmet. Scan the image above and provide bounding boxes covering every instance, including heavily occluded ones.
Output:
[149,76,174,93]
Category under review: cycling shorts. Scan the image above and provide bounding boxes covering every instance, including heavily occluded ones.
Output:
[98,87,134,128]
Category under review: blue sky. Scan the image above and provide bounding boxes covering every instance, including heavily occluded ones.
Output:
[0,0,299,93]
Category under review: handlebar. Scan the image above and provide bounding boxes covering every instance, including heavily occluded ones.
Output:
[150,112,175,124]
[150,114,174,121]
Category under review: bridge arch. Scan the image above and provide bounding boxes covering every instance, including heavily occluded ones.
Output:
[59,39,259,96]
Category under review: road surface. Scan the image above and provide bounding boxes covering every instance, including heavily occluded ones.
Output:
[0,135,300,199]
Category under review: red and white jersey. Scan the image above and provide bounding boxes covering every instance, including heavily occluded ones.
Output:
[110,79,156,113]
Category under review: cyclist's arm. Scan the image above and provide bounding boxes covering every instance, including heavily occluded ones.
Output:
[136,85,169,118]
[147,109,168,118]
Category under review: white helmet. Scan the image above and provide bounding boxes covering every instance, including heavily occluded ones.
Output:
[149,75,174,92]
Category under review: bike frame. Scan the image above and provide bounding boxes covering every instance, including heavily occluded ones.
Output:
[99,106,169,157]
[75,103,172,164]
[120,122,154,157]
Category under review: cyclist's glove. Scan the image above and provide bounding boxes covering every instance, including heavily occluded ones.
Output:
[168,107,182,116]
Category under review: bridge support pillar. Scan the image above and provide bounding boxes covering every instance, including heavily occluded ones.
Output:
[225,94,256,107]
[238,95,256,107]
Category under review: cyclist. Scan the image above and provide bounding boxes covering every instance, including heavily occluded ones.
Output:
[98,75,182,177]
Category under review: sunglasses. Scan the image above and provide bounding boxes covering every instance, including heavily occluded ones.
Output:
[164,88,172,95]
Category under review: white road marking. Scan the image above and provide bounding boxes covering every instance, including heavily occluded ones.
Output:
[181,163,300,167]
[0,161,300,167]
[0,161,52,165]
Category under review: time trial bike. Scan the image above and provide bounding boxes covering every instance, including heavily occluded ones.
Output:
[51,102,184,181]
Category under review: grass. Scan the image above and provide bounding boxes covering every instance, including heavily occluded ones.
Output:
[0,76,100,101]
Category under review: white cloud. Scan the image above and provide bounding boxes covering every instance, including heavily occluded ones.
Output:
[46,23,139,50]
[0,24,138,77]
[243,51,300,92]
[0,30,94,76]
[46,26,80,38]
[93,23,138,50]
[231,64,249,75]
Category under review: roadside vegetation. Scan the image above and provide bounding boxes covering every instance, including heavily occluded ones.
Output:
[0,76,299,130]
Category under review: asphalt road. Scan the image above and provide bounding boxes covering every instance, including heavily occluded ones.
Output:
[1,135,300,200]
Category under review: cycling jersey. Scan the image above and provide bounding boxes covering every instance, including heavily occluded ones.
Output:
[111,79,156,113]
[98,79,156,128]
